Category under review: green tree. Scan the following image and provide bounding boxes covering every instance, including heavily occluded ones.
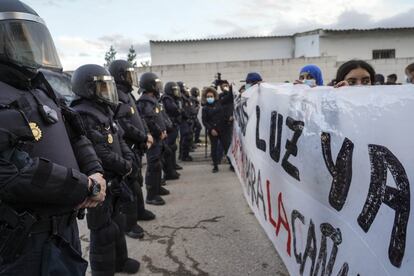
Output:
[104,45,117,67]
[127,45,137,67]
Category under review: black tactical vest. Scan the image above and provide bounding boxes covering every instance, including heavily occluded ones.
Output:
[117,88,147,136]
[137,94,166,131]
[0,81,80,171]
[72,101,124,157]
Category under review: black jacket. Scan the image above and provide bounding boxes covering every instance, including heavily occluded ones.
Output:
[72,99,133,179]
[136,93,166,140]
[202,89,234,133]
[115,84,148,148]
[0,80,102,214]
[161,94,182,126]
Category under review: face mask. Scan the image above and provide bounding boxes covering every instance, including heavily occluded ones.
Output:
[245,84,252,90]
[303,79,316,87]
[206,97,215,104]
[222,86,229,92]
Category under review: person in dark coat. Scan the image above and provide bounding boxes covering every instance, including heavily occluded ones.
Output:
[202,87,234,173]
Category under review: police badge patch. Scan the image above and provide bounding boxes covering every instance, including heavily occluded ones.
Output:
[29,122,42,141]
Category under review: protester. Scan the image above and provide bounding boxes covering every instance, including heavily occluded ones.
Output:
[239,85,246,93]
[245,72,263,90]
[375,74,385,85]
[405,63,414,84]
[334,60,376,87]
[202,87,234,173]
[294,64,324,87]
[386,74,398,85]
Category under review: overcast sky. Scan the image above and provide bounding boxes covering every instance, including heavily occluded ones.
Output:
[25,0,414,70]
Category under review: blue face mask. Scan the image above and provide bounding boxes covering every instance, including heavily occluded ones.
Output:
[206,97,215,104]
[303,79,316,87]
[245,83,252,90]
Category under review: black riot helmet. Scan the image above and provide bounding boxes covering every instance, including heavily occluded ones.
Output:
[190,87,200,97]
[177,81,190,97]
[71,64,119,107]
[0,0,63,86]
[164,81,181,98]
[139,72,163,97]
[108,59,138,91]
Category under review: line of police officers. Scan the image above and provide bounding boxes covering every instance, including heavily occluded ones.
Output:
[0,1,202,275]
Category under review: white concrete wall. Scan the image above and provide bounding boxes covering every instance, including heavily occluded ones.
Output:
[294,33,320,58]
[320,30,414,61]
[136,57,414,90]
[150,37,294,66]
[137,57,337,89]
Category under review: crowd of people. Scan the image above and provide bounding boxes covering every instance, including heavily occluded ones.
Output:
[289,60,414,87]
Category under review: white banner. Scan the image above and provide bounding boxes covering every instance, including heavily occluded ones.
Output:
[228,83,414,276]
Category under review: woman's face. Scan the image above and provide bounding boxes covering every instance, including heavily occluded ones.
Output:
[344,68,371,86]
[299,72,315,81]
[206,92,215,100]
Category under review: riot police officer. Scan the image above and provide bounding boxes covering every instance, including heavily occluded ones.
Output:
[136,72,170,205]
[0,1,106,275]
[161,82,184,172]
[159,100,180,180]
[109,60,156,240]
[177,82,194,161]
[71,64,140,275]
[190,87,202,144]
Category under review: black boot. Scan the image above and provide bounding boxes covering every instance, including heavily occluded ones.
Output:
[175,164,183,170]
[181,155,193,162]
[137,209,156,221]
[165,172,180,180]
[126,224,145,239]
[116,258,140,274]
[146,194,165,205]
[212,165,219,173]
[159,186,170,196]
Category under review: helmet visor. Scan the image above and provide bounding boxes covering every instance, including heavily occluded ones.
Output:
[0,20,62,70]
[94,76,119,105]
[154,78,163,94]
[125,68,138,87]
[172,85,181,97]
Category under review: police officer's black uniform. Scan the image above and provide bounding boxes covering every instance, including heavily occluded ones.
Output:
[159,101,180,180]
[109,60,156,240]
[71,64,140,275]
[161,82,183,171]
[177,82,194,161]
[190,87,202,144]
[0,2,104,275]
[136,73,170,206]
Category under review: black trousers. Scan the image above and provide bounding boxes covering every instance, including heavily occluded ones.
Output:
[193,118,202,142]
[145,141,162,198]
[179,121,192,158]
[208,127,232,166]
[162,142,177,176]
[122,153,146,231]
[87,193,129,276]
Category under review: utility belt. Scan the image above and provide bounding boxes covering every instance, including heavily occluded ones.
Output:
[0,202,78,265]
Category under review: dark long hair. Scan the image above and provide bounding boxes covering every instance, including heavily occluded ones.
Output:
[336,60,376,84]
